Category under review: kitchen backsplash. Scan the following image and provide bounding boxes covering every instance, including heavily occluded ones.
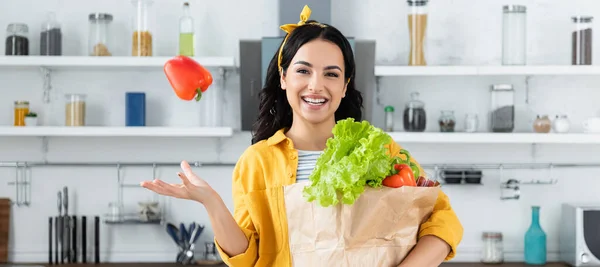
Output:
[1,0,600,263]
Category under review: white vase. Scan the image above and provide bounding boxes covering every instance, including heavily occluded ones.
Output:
[24,117,38,127]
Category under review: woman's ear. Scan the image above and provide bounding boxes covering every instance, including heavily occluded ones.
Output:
[280,70,287,90]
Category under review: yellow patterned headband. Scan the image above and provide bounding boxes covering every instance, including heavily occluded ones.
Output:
[277,5,326,73]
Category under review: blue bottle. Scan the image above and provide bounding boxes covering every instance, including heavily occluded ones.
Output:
[524,206,546,265]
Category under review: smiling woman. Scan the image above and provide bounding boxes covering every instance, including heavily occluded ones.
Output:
[141,5,463,267]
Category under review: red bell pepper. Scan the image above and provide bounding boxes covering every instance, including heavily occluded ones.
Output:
[163,56,213,101]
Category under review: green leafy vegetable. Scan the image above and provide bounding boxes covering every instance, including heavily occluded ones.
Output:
[302,118,397,207]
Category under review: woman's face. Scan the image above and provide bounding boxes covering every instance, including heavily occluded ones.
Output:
[280,38,347,127]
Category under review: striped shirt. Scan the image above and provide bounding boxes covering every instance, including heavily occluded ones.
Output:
[295,149,324,182]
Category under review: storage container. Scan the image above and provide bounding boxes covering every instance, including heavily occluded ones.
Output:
[131,0,154,56]
[88,13,113,56]
[489,84,515,132]
[572,16,593,65]
[65,94,86,126]
[502,5,527,65]
[481,232,504,263]
[40,12,62,56]
[407,0,428,66]
[5,23,29,55]
[13,101,29,126]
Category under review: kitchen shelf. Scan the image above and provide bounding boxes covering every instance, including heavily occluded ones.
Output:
[0,56,236,70]
[0,126,234,137]
[375,65,600,76]
[389,132,600,144]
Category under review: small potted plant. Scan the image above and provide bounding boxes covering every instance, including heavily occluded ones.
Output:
[24,112,38,126]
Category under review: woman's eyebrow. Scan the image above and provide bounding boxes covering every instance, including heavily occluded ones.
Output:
[294,60,342,71]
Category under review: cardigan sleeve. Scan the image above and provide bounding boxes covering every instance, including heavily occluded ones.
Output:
[386,140,464,261]
[214,149,260,266]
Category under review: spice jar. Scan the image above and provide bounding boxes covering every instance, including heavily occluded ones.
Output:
[572,16,593,65]
[5,23,29,55]
[438,110,456,132]
[553,114,570,133]
[464,113,479,132]
[65,94,86,126]
[481,232,504,263]
[88,13,113,56]
[533,115,551,133]
[490,84,515,132]
[502,5,527,65]
[407,0,429,66]
[131,0,154,56]
[403,92,427,132]
[384,106,395,132]
[13,101,30,126]
[40,12,62,56]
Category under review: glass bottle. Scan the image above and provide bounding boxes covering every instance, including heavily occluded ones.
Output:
[407,0,428,66]
[502,5,527,65]
[5,23,29,56]
[572,16,593,65]
[490,84,515,132]
[384,106,395,132]
[403,92,426,132]
[13,101,30,126]
[438,110,456,132]
[524,206,547,265]
[40,12,62,56]
[131,0,154,57]
[481,232,504,263]
[179,2,195,56]
[88,13,113,56]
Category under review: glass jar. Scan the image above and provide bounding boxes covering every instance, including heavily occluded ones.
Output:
[40,12,62,56]
[407,0,428,66]
[13,101,30,126]
[572,16,593,65]
[533,115,551,133]
[502,5,527,65]
[553,114,570,133]
[490,84,515,132]
[438,110,456,132]
[199,85,223,127]
[88,13,113,56]
[464,113,479,132]
[403,92,427,132]
[5,23,29,56]
[131,0,154,57]
[65,94,86,126]
[481,232,504,263]
[384,106,395,132]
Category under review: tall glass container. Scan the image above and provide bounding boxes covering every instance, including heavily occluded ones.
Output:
[489,84,515,132]
[407,0,428,66]
[179,2,195,56]
[502,5,527,65]
[572,16,593,65]
[13,101,30,126]
[131,0,154,57]
[65,94,87,126]
[403,92,427,132]
[40,12,62,56]
[5,23,29,55]
[88,13,113,56]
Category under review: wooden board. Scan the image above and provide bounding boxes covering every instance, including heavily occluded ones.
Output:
[0,198,9,263]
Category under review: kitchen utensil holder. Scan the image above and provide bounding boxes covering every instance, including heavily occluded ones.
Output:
[5,162,31,206]
[499,165,557,200]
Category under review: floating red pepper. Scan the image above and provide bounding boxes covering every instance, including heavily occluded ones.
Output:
[164,56,213,101]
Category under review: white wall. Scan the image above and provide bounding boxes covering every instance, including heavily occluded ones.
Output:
[1,0,600,263]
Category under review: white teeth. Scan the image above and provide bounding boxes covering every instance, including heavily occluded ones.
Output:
[302,97,326,104]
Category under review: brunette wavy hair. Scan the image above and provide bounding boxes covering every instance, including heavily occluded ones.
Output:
[251,21,363,144]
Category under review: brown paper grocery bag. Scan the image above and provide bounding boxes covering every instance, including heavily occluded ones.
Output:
[284,181,440,267]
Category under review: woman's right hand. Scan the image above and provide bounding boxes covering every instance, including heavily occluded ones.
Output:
[140,160,217,204]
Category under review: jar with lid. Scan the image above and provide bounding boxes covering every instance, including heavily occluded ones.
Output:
[572,16,593,65]
[5,23,29,55]
[131,0,155,56]
[481,232,504,263]
[384,106,395,132]
[40,12,62,56]
[13,101,30,126]
[489,84,515,132]
[88,13,113,56]
[464,113,479,132]
[502,5,527,65]
[403,92,427,132]
[65,94,87,126]
[533,115,551,133]
[407,0,428,66]
[553,114,570,133]
[438,110,456,132]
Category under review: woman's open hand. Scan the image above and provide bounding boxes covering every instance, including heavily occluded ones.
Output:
[140,160,216,204]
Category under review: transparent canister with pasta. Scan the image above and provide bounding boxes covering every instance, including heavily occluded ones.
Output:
[65,94,86,126]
